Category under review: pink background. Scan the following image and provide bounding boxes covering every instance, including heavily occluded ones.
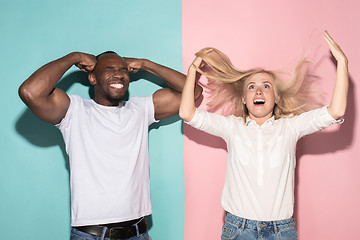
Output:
[182,0,360,239]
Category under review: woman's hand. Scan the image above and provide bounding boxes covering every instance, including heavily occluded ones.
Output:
[189,56,204,72]
[324,30,349,120]
[192,56,204,67]
[324,30,348,63]
[180,55,205,122]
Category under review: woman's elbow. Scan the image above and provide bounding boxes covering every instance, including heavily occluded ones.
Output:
[179,109,194,122]
[179,110,188,121]
[328,106,346,121]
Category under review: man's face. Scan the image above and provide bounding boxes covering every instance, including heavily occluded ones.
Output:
[89,53,130,106]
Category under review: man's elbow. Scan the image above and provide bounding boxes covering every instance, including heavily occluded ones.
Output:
[18,83,34,105]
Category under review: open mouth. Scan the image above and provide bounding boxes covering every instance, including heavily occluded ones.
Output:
[109,83,124,89]
[253,99,265,105]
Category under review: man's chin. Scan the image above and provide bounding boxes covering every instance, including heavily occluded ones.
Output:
[108,92,128,102]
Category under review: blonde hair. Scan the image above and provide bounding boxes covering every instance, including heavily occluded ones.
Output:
[194,47,323,120]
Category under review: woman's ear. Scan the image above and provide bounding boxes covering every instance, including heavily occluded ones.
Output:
[242,97,246,105]
[275,94,280,104]
[88,73,96,85]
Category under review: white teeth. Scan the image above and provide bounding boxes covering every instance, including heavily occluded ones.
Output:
[110,83,124,89]
[254,99,265,104]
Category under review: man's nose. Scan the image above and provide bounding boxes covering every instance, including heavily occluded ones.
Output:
[113,70,125,78]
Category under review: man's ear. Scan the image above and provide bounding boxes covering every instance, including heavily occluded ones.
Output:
[88,73,97,85]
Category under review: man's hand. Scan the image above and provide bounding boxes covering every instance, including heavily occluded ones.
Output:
[19,52,96,124]
[74,53,97,72]
[124,58,146,74]
[122,56,202,120]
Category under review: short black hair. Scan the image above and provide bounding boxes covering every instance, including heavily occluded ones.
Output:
[96,51,118,59]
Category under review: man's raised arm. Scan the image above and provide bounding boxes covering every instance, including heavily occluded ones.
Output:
[126,58,203,120]
[19,52,96,124]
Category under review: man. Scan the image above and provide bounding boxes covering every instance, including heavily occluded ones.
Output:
[19,51,202,240]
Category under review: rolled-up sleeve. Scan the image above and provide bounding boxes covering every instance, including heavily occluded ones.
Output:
[291,106,344,139]
[186,109,235,140]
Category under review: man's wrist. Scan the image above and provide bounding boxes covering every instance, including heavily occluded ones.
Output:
[66,52,83,65]
[140,59,154,71]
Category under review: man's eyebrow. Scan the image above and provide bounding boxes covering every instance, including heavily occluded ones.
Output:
[105,66,128,71]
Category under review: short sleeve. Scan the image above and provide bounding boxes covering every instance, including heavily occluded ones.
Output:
[146,95,159,125]
[55,95,80,130]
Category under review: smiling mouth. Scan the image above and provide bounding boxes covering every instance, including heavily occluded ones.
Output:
[109,83,124,89]
[253,99,265,105]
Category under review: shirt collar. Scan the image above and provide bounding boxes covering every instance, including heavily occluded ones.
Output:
[245,116,276,127]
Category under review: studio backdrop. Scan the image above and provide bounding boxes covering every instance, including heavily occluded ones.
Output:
[1,0,359,239]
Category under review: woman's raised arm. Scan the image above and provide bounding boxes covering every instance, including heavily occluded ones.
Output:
[179,57,203,122]
[324,31,349,120]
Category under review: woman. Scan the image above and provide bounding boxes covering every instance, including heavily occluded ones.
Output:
[179,31,348,240]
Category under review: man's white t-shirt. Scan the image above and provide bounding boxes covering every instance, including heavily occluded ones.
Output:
[56,95,157,226]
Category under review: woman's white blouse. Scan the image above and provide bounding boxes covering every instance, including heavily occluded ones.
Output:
[186,106,340,221]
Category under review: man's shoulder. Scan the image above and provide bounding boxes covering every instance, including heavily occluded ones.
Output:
[68,94,95,106]
[68,94,86,101]
[123,96,155,117]
[127,95,152,105]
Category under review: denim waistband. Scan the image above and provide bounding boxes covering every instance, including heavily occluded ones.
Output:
[225,212,295,230]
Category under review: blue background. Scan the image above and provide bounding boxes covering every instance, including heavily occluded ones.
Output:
[0,0,184,239]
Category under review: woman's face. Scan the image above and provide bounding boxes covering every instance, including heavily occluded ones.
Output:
[242,72,279,125]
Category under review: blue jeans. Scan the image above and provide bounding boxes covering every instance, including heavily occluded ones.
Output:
[221,212,297,240]
[70,227,151,240]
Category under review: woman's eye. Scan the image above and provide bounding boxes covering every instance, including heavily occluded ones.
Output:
[264,84,270,89]
[249,85,255,89]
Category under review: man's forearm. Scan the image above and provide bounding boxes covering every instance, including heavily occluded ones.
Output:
[141,59,202,99]
[19,52,80,103]
[141,59,186,92]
